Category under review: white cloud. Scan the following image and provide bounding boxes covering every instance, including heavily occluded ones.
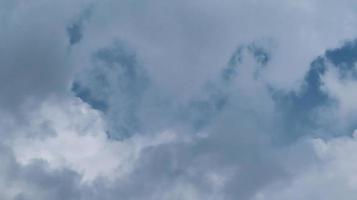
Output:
[322,65,357,114]
[254,132,357,200]
[13,97,181,182]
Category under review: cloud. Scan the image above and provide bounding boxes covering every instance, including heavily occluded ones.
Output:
[254,132,357,200]
[72,42,150,139]
[12,97,181,183]
[3,0,357,200]
[0,0,94,115]
[272,40,357,142]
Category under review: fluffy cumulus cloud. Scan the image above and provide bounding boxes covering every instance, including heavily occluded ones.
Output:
[3,0,357,199]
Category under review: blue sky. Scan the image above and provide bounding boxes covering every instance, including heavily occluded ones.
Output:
[2,0,357,199]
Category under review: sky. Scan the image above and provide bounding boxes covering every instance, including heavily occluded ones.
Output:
[2,0,357,199]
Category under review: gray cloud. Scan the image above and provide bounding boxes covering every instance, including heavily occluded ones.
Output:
[0,1,93,116]
[3,0,357,200]
[272,40,357,142]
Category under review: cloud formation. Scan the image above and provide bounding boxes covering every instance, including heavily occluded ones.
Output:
[3,0,357,199]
